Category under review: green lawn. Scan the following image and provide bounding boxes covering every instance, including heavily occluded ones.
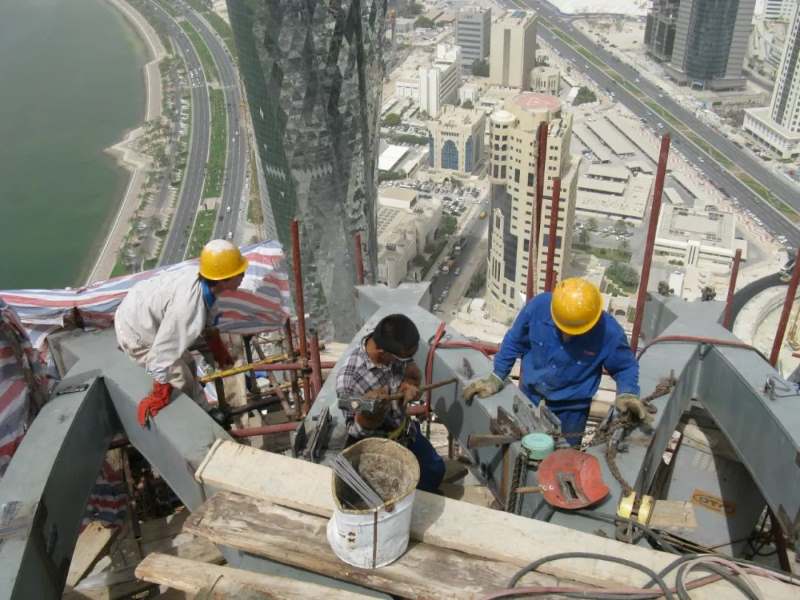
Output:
[247,151,263,224]
[203,88,227,198]
[206,11,237,60]
[111,258,129,278]
[574,244,632,263]
[180,21,218,84]
[154,0,178,17]
[187,209,217,257]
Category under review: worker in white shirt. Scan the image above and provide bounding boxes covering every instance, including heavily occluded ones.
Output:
[115,239,247,426]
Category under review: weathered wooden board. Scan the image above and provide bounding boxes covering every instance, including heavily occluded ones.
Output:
[194,440,799,598]
[66,522,117,587]
[184,491,559,599]
[136,553,374,599]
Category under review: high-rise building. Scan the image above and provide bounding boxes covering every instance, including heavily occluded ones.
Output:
[227,0,386,339]
[644,0,681,62]
[455,8,491,72]
[427,105,486,174]
[765,0,797,20]
[744,3,800,157]
[489,11,537,91]
[485,93,580,323]
[419,44,461,117]
[665,0,756,90]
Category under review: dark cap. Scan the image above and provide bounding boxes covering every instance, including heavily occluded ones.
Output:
[371,314,420,357]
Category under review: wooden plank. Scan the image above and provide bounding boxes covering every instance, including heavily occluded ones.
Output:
[66,522,117,587]
[64,534,223,600]
[195,440,799,598]
[136,553,375,599]
[184,491,558,600]
[649,500,698,531]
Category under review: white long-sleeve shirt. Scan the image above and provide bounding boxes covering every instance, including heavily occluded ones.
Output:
[115,269,212,383]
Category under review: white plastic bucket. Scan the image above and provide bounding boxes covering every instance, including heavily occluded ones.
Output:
[326,438,420,569]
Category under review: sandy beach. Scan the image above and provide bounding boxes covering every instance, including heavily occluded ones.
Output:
[85,0,166,284]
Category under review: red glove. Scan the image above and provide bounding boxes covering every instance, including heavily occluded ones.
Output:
[206,329,233,368]
[137,381,173,426]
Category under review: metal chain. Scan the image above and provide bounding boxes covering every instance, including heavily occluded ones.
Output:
[601,374,676,495]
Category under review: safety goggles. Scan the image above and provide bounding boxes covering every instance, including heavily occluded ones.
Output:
[384,349,416,364]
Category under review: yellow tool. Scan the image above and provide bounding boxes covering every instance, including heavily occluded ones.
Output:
[199,352,291,384]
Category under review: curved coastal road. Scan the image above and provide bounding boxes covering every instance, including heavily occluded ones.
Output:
[177,6,248,243]
[151,1,211,265]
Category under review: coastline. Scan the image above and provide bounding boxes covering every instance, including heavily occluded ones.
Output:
[85,0,167,285]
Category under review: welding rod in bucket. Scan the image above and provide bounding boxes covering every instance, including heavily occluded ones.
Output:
[332,455,383,509]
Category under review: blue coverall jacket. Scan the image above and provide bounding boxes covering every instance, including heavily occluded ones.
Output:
[493,293,639,437]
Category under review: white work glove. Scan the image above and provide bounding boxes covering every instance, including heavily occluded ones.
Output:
[463,372,504,403]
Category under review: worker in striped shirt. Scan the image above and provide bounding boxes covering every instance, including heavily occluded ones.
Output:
[336,314,446,493]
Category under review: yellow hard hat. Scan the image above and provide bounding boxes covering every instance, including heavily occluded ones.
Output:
[550,277,603,336]
[198,239,248,281]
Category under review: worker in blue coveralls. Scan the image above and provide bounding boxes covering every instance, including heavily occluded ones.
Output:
[463,277,648,445]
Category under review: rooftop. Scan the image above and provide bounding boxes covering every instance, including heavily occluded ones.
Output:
[378,144,410,172]
[657,204,736,249]
[586,163,629,181]
[512,91,562,114]
[437,105,485,128]
[497,9,536,27]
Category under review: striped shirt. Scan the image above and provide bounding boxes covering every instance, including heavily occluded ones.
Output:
[335,339,412,441]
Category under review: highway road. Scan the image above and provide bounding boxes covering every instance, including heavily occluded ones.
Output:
[152,1,211,265]
[506,0,800,249]
[178,6,248,243]
[430,206,489,313]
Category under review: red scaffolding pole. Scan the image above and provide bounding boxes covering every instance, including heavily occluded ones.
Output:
[722,248,743,331]
[290,219,312,414]
[544,177,561,292]
[526,121,549,300]
[353,231,365,285]
[308,329,323,399]
[631,134,671,353]
[769,247,800,366]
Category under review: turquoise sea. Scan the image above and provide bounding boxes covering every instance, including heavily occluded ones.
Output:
[0,0,147,288]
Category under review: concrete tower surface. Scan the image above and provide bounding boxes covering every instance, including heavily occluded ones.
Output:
[227,0,387,339]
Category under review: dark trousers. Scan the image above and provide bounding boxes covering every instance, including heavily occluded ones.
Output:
[527,393,590,447]
[405,421,446,493]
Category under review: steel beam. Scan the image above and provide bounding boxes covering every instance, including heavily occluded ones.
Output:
[23,330,388,599]
[0,377,118,599]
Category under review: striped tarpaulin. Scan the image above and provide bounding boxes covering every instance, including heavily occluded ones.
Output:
[0,241,292,523]
[0,241,292,338]
[0,298,47,478]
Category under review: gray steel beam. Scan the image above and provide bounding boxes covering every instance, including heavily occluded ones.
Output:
[54,329,388,599]
[0,376,118,599]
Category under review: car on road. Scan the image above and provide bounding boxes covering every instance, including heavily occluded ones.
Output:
[454,267,461,276]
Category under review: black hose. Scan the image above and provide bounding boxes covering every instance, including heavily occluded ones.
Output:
[645,551,797,588]
[675,562,758,600]
[508,552,674,600]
